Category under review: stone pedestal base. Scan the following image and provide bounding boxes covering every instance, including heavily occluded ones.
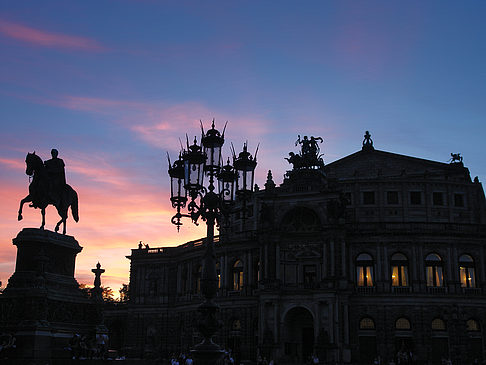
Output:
[0,228,97,361]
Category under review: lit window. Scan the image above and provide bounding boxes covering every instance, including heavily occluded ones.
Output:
[467,319,480,332]
[432,318,446,331]
[359,317,375,330]
[459,254,476,288]
[232,260,244,291]
[356,253,374,287]
[216,262,221,289]
[391,253,409,287]
[426,253,444,287]
[396,318,411,330]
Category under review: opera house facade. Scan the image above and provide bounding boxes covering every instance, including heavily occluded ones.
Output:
[107,134,486,364]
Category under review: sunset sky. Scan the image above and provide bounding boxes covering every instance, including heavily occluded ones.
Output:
[1,1,485,296]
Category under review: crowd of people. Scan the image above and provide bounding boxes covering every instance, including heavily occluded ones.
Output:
[168,349,238,365]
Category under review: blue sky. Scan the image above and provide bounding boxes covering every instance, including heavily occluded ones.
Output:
[1,0,485,293]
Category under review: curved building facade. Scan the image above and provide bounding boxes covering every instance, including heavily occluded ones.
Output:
[108,136,486,364]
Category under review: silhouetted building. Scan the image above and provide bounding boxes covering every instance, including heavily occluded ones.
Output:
[107,135,486,364]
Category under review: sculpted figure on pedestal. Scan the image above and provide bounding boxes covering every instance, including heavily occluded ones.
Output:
[17,150,79,234]
[287,135,325,170]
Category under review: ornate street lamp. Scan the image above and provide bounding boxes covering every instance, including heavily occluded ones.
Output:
[168,153,187,231]
[167,120,257,365]
[233,142,257,199]
[218,158,237,204]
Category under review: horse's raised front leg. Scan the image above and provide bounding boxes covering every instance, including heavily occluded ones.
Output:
[18,195,31,221]
[40,208,46,230]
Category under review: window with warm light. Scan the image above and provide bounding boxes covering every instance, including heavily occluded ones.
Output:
[356,253,374,287]
[359,317,375,330]
[233,260,244,291]
[467,319,480,332]
[459,254,476,288]
[431,318,446,331]
[216,262,221,289]
[425,253,444,287]
[395,318,411,330]
[391,253,409,287]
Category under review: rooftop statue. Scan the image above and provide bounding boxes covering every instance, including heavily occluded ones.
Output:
[450,153,463,164]
[18,149,79,234]
[362,130,374,151]
[286,135,325,170]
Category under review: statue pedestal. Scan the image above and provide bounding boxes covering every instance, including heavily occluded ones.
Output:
[0,228,96,361]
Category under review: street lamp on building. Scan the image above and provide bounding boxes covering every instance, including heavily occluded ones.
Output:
[168,120,257,365]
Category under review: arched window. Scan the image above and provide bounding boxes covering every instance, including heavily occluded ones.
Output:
[459,254,476,288]
[356,253,374,287]
[359,317,375,330]
[425,253,444,287]
[233,260,244,291]
[467,319,480,332]
[391,253,409,287]
[216,262,221,289]
[395,318,411,330]
[431,318,446,331]
[281,207,321,232]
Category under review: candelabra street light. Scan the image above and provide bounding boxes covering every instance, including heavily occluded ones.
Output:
[168,120,257,365]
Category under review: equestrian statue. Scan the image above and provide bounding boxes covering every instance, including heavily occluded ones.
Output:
[18,149,79,234]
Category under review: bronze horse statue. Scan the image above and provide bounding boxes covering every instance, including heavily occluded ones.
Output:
[18,152,79,234]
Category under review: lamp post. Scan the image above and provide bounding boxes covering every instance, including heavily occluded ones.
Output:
[168,120,257,365]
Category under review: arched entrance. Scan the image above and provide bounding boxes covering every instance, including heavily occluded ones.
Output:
[283,307,314,363]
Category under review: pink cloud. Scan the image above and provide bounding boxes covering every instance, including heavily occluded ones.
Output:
[0,157,25,170]
[24,94,274,153]
[0,19,105,51]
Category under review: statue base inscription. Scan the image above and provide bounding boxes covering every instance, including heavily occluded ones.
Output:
[0,228,97,361]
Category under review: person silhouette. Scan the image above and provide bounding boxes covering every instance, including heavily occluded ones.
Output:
[44,148,66,206]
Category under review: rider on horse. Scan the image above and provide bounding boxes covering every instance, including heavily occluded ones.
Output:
[44,149,66,207]
[19,149,78,234]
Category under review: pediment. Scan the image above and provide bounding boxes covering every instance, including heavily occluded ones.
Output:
[326,149,469,182]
